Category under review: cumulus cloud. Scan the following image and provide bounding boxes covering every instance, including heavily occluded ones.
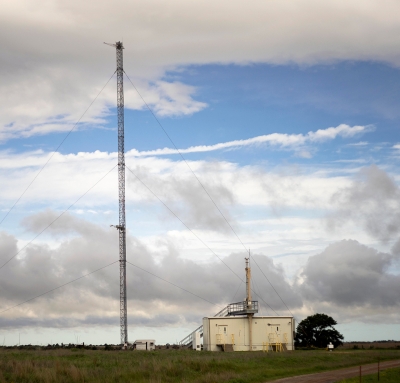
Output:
[0,128,355,216]
[0,232,18,260]
[0,143,353,270]
[0,149,119,208]
[132,81,207,117]
[328,165,400,242]
[2,210,400,331]
[297,239,400,322]
[298,240,399,306]
[0,314,185,330]
[0,79,206,143]
[0,211,300,329]
[1,0,400,140]
[126,160,237,232]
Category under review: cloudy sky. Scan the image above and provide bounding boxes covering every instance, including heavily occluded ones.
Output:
[1,0,400,346]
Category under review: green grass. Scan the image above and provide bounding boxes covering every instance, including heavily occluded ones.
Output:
[338,366,400,383]
[0,348,399,383]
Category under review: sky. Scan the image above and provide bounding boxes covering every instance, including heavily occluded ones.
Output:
[1,0,400,346]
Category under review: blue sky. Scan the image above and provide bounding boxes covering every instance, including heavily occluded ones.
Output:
[1,0,400,346]
[8,61,400,166]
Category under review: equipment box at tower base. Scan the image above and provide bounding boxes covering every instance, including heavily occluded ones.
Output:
[133,339,155,351]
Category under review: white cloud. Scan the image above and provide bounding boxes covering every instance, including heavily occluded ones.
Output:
[0,141,362,277]
[1,213,400,335]
[347,141,368,147]
[0,215,301,328]
[297,239,400,323]
[307,124,371,142]
[1,0,399,140]
[134,81,207,117]
[1,151,400,340]
[0,125,367,214]
[126,124,370,157]
[0,79,206,142]
[0,143,374,289]
[328,165,400,242]
[0,144,354,219]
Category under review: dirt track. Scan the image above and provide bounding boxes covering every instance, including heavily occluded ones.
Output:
[269,359,400,383]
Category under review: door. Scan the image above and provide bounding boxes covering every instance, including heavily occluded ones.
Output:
[217,325,229,344]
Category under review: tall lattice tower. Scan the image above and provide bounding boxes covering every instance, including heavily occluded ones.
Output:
[105,41,127,345]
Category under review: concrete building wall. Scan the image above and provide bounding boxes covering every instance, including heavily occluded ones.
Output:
[203,316,295,352]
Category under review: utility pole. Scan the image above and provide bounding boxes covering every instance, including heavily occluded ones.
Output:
[105,41,128,346]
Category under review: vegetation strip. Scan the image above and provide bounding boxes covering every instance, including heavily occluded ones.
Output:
[0,348,399,382]
[269,360,400,382]
[338,366,400,382]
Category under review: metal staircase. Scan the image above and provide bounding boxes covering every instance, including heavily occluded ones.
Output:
[178,306,230,347]
[179,324,203,348]
[262,332,289,352]
[221,343,234,352]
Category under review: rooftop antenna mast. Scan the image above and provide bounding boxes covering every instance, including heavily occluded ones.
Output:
[245,253,253,351]
[105,41,127,346]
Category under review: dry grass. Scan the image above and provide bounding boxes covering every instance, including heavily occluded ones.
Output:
[338,366,400,383]
[0,348,399,383]
[339,342,400,350]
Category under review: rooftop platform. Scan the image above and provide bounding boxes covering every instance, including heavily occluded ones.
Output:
[227,300,258,316]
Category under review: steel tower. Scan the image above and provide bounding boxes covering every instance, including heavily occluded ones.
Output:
[105,41,127,345]
[116,41,127,346]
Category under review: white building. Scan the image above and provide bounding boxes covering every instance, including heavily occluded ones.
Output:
[180,258,295,352]
[133,339,155,351]
[203,315,295,352]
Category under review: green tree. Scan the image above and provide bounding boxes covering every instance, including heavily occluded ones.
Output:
[295,313,344,348]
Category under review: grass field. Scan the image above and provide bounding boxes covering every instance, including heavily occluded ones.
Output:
[338,366,400,383]
[0,348,399,383]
